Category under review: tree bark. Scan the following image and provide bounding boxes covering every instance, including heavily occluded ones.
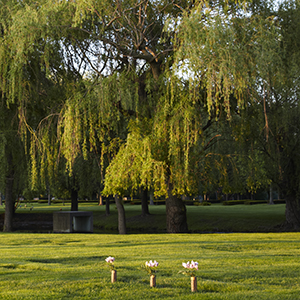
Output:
[99,194,103,206]
[269,184,274,205]
[150,61,161,81]
[3,154,15,232]
[165,180,188,233]
[150,189,154,205]
[47,185,51,206]
[281,158,300,228]
[141,187,149,216]
[71,188,78,211]
[285,194,300,230]
[106,197,110,216]
[114,195,126,234]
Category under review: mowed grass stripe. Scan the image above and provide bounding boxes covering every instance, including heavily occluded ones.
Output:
[0,233,299,299]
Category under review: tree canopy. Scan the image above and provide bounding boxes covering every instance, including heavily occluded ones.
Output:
[1,0,300,232]
[175,0,300,228]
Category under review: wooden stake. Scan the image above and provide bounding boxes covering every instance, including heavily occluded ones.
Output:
[150,274,156,287]
[191,276,197,292]
[111,270,117,283]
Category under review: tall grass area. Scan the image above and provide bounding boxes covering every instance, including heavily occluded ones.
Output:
[0,233,299,299]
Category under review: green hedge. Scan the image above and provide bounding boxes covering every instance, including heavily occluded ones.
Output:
[128,199,203,206]
[223,200,246,205]
[128,199,166,205]
[274,199,286,204]
[244,200,268,205]
[223,199,285,206]
[194,201,211,206]
[37,200,49,204]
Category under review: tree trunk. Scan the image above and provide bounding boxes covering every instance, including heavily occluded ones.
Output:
[281,158,300,229]
[141,187,149,216]
[166,180,188,233]
[47,185,51,206]
[269,184,274,205]
[0,192,2,206]
[285,194,300,229]
[3,154,15,232]
[71,188,78,211]
[99,194,103,206]
[114,195,126,234]
[106,197,110,216]
[149,61,161,81]
[150,190,154,205]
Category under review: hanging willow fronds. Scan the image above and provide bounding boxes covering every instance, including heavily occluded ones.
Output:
[172,0,282,118]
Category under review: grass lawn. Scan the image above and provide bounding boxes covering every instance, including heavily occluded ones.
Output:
[0,232,300,299]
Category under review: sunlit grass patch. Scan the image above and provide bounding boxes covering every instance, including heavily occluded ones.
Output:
[0,233,299,299]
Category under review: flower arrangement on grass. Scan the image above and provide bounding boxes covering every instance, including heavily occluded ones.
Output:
[105,256,115,271]
[179,260,198,277]
[142,260,159,275]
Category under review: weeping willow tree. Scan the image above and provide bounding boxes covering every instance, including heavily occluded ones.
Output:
[0,0,196,233]
[0,1,37,231]
[0,0,87,229]
[174,0,300,228]
[0,102,28,232]
[103,75,243,232]
[0,0,259,233]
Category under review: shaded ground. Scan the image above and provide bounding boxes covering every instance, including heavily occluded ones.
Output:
[0,213,53,232]
[0,204,292,233]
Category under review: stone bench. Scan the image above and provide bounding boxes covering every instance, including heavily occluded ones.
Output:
[53,211,93,233]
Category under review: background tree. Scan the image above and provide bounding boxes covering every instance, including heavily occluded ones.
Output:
[0,103,27,232]
[175,0,300,228]
[0,0,81,229]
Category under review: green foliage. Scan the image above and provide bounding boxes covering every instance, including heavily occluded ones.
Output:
[2,0,300,231]
[0,102,27,196]
[0,0,240,207]
[103,119,167,197]
[174,0,281,117]
[0,133,7,190]
[194,201,211,206]
[222,200,269,205]
[244,200,268,205]
[171,0,300,214]
[223,200,246,206]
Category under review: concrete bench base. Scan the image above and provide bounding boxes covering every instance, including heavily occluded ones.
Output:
[53,211,93,233]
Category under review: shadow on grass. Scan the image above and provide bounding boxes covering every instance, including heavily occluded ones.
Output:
[27,255,105,264]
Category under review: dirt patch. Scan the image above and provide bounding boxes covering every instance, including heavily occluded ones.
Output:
[0,213,53,232]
